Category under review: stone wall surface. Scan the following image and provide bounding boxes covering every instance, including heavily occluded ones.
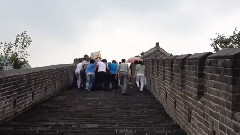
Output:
[0,64,75,122]
[144,48,240,135]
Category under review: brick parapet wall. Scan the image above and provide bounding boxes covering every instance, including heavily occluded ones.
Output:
[144,48,240,135]
[158,59,165,102]
[0,64,75,122]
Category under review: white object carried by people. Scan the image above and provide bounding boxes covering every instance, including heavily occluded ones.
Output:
[91,51,101,59]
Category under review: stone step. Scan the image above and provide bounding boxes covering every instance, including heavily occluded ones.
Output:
[0,87,186,135]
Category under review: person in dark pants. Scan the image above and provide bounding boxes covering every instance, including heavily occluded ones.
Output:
[95,59,108,90]
[108,60,118,91]
[72,65,78,88]
[80,65,87,90]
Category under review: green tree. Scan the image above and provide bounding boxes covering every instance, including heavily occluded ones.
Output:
[0,31,32,70]
[210,27,240,52]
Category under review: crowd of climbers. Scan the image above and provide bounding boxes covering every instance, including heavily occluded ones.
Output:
[73,58,146,95]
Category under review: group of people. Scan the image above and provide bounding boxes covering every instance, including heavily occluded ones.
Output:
[73,58,146,95]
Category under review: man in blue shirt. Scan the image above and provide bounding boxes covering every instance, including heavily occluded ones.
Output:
[85,59,96,91]
[108,60,118,91]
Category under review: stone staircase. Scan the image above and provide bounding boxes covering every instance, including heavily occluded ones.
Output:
[0,87,187,135]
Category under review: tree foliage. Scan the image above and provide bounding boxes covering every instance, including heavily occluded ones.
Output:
[0,31,32,70]
[210,28,240,52]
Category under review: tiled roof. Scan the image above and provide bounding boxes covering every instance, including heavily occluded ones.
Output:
[143,42,170,59]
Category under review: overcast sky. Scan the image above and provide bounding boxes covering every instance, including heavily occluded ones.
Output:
[1,0,240,67]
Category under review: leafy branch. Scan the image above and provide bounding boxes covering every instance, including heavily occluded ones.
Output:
[0,31,32,70]
[210,27,240,52]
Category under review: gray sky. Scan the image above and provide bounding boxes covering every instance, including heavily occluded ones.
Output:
[1,0,240,67]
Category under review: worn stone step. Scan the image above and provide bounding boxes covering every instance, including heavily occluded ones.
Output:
[0,88,186,135]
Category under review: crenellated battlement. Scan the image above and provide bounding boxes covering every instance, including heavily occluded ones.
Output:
[144,48,240,135]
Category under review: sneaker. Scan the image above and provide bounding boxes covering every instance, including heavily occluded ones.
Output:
[112,89,116,91]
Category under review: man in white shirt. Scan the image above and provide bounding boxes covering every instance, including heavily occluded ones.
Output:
[75,60,87,89]
[96,59,109,90]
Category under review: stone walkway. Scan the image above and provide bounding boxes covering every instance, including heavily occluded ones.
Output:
[0,86,187,135]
